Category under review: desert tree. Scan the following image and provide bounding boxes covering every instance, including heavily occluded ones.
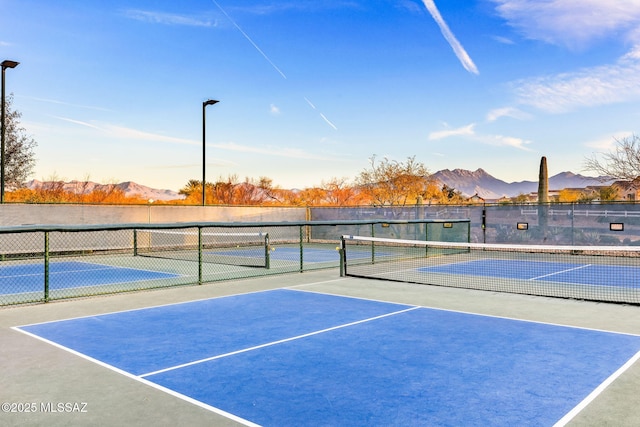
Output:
[356,155,433,206]
[3,95,37,189]
[234,176,279,205]
[598,186,617,201]
[297,187,327,206]
[321,177,356,206]
[583,134,640,180]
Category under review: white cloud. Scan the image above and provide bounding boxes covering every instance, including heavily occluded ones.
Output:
[428,123,476,140]
[421,0,479,75]
[53,116,103,131]
[491,0,640,49]
[429,123,531,150]
[123,9,215,27]
[480,134,532,151]
[486,107,531,122]
[491,3,640,113]
[585,131,634,150]
[55,117,198,145]
[513,46,640,113]
[105,125,197,145]
[269,104,281,115]
[492,35,515,45]
[34,97,111,112]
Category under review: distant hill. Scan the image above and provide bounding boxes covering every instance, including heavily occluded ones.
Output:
[432,169,614,199]
[25,169,616,202]
[26,180,184,201]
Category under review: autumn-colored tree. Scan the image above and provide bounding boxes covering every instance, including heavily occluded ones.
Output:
[558,189,581,203]
[356,155,433,206]
[321,177,357,206]
[234,176,282,205]
[178,179,203,203]
[297,187,327,206]
[437,184,466,204]
[25,179,67,203]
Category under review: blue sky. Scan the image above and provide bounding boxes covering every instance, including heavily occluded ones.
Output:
[2,1,640,191]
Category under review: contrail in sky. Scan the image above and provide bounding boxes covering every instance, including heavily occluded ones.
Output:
[304,97,316,109]
[319,113,338,130]
[210,0,287,79]
[422,0,479,75]
[210,0,338,130]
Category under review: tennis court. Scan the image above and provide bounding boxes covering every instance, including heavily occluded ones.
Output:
[419,259,640,287]
[8,283,640,426]
[0,261,179,295]
[341,236,640,304]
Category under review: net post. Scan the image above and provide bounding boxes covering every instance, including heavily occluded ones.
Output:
[371,224,375,264]
[482,207,486,244]
[339,236,346,277]
[299,225,304,272]
[198,227,203,285]
[133,229,138,256]
[44,231,50,302]
[264,233,270,269]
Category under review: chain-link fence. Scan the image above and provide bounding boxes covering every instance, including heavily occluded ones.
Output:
[311,203,640,246]
[0,219,470,306]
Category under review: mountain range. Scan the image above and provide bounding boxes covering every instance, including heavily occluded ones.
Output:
[26,180,184,201]
[432,169,614,199]
[26,169,615,202]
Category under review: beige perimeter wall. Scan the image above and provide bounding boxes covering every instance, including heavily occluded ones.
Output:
[0,204,307,226]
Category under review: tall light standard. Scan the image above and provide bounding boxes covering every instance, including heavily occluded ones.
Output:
[1,60,19,204]
[202,99,219,206]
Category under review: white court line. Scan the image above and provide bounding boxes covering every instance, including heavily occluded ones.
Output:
[12,327,260,427]
[553,350,640,427]
[14,281,359,327]
[530,264,591,281]
[139,306,420,378]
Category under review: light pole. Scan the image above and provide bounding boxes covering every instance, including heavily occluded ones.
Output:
[1,60,19,204]
[202,99,219,206]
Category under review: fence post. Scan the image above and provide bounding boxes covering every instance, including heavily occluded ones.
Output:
[44,231,50,302]
[198,227,203,285]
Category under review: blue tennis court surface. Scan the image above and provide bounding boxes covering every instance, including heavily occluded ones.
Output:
[419,259,640,288]
[0,261,178,294]
[17,288,640,426]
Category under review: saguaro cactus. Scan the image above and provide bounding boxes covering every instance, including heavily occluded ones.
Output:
[538,156,549,203]
[538,156,549,239]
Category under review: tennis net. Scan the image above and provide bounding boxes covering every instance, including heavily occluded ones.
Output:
[340,235,640,304]
[135,229,270,268]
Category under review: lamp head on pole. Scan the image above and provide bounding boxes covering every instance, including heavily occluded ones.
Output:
[1,60,19,70]
[203,99,219,107]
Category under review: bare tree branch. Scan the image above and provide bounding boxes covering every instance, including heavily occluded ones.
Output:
[583,135,640,181]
